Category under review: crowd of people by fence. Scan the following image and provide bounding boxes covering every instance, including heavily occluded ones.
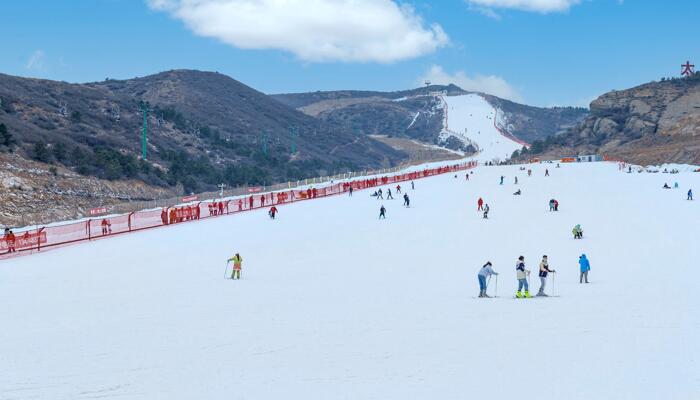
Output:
[1,162,476,257]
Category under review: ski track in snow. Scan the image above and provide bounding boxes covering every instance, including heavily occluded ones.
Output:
[442,94,522,162]
[1,162,699,399]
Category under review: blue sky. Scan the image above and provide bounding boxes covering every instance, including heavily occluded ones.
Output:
[2,0,698,107]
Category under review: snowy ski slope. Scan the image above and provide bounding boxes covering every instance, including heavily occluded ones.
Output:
[1,162,699,399]
[441,94,522,162]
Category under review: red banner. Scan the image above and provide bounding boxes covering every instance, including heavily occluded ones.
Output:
[89,207,108,215]
[0,230,47,251]
[181,195,198,202]
[247,187,262,193]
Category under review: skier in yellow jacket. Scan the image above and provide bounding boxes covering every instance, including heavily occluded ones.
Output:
[228,253,242,280]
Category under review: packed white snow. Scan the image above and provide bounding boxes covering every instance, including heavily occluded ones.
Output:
[1,162,699,399]
[441,94,522,163]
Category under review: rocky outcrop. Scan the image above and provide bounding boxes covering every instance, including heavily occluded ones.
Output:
[525,73,700,165]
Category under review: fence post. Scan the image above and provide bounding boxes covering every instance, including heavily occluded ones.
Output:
[37,227,45,252]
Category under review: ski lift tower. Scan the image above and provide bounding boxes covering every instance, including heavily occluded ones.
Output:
[140,102,149,160]
[290,126,298,154]
[424,80,431,87]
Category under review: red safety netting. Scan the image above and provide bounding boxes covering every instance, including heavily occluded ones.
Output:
[1,161,477,260]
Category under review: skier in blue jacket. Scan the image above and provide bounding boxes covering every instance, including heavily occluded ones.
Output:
[478,262,498,298]
[579,254,590,283]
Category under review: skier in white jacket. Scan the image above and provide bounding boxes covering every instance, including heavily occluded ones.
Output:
[516,256,531,298]
[478,262,498,298]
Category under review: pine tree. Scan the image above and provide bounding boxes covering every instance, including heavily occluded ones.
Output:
[0,123,15,149]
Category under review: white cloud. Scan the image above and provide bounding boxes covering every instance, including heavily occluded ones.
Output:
[147,0,448,63]
[466,0,580,13]
[25,50,46,71]
[468,4,502,20]
[420,64,523,102]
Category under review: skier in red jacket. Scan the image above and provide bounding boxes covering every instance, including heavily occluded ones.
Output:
[477,197,484,211]
[269,206,278,219]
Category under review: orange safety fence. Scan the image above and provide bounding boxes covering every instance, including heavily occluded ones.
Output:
[1,161,477,260]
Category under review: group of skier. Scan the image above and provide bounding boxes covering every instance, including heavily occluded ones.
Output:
[478,254,591,298]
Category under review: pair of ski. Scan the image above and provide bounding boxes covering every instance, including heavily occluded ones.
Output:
[472,295,561,299]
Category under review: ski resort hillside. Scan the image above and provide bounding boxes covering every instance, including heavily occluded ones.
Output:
[440,94,524,162]
[1,161,699,399]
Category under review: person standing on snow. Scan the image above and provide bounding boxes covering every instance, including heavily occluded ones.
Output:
[411,181,415,190]
[396,184,401,193]
[549,199,558,211]
[572,224,583,239]
[403,193,410,207]
[4,228,16,253]
[478,261,498,298]
[465,173,470,181]
[579,254,591,283]
[478,197,484,211]
[688,189,693,200]
[545,169,550,177]
[349,186,353,197]
[516,256,531,298]
[500,176,504,185]
[379,205,386,219]
[514,176,518,184]
[377,188,383,199]
[268,206,278,219]
[387,189,393,200]
[228,253,243,280]
[483,203,490,219]
[537,255,556,296]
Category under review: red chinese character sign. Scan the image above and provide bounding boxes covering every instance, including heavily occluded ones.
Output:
[681,61,695,76]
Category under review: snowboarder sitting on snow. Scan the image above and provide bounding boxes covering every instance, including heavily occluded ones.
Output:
[403,193,410,207]
[371,191,379,198]
[515,256,531,298]
[483,204,490,219]
[513,189,521,196]
[228,253,243,280]
[579,254,590,283]
[537,255,555,296]
[478,261,498,298]
[663,183,671,189]
[268,206,278,219]
[379,205,386,219]
[689,189,694,200]
[572,224,583,239]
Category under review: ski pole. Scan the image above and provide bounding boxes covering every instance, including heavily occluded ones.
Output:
[224,261,230,279]
[487,275,492,297]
